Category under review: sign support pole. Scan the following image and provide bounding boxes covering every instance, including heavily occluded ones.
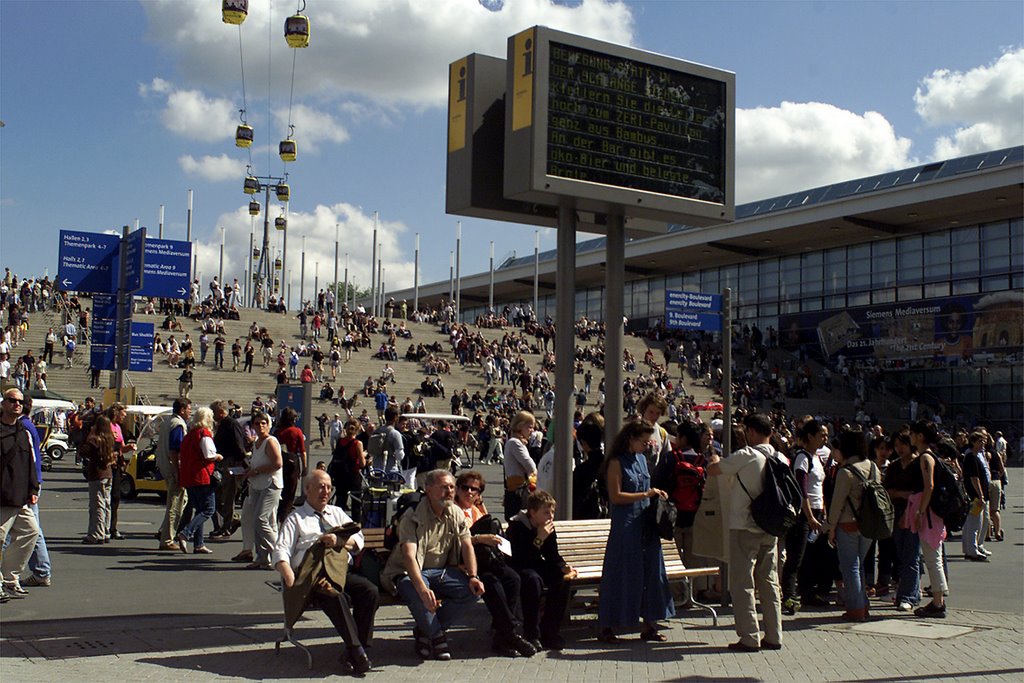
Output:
[604,214,625,451]
[722,287,732,457]
[113,225,130,398]
[413,235,419,317]
[553,204,576,520]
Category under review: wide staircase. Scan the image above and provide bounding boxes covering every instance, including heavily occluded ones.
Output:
[20,302,692,421]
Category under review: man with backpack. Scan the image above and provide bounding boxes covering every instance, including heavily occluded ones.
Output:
[368,407,404,474]
[654,421,707,578]
[707,413,783,653]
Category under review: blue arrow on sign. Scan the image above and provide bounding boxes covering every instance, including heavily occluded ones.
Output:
[123,228,146,294]
[138,238,192,299]
[58,230,120,294]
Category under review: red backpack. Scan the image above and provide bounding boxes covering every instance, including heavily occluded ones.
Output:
[670,449,706,513]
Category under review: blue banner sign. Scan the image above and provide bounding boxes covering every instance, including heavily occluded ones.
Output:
[57,230,120,294]
[91,293,117,319]
[667,309,722,332]
[91,318,117,345]
[123,228,146,294]
[138,238,192,299]
[666,290,722,312]
[90,344,116,371]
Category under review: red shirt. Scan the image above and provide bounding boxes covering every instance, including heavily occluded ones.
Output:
[178,427,215,487]
[276,425,306,456]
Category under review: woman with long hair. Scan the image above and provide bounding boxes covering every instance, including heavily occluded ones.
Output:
[907,420,948,618]
[598,420,674,643]
[81,416,116,544]
[502,411,538,521]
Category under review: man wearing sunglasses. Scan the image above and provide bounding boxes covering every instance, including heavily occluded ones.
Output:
[0,388,40,603]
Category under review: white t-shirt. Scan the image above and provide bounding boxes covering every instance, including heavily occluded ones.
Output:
[792,447,825,510]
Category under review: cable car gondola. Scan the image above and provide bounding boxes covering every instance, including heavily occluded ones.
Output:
[279,138,297,162]
[275,217,287,231]
[244,176,260,194]
[249,201,261,216]
[222,0,248,25]
[236,124,253,148]
[274,257,283,271]
[284,11,310,48]
[253,247,260,259]
[275,184,290,202]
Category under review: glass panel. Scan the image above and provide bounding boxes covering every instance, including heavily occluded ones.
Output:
[737,305,756,320]
[721,265,739,291]
[665,274,681,290]
[951,226,979,276]
[682,271,700,289]
[923,248,951,279]
[848,291,870,306]
[952,279,979,295]
[759,302,778,317]
[871,288,895,304]
[923,230,950,250]
[982,275,1010,292]
[701,269,719,293]
[802,278,823,296]
[924,282,950,298]
[780,300,799,314]
[1011,218,1023,267]
[825,294,846,309]
[847,258,871,288]
[802,297,823,311]
[848,244,870,261]
[897,285,921,301]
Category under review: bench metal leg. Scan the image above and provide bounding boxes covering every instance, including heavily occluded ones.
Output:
[679,576,718,627]
[275,627,314,670]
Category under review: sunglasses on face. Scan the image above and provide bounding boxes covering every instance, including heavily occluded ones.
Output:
[459,484,482,493]
[5,397,23,405]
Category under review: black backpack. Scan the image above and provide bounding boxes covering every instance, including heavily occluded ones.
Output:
[929,455,970,532]
[737,446,804,537]
[383,491,424,551]
[844,462,894,540]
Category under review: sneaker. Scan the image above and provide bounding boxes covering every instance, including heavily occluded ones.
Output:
[3,581,28,597]
[783,597,799,616]
[0,587,9,604]
[431,632,452,661]
[22,574,51,587]
[964,554,989,562]
[978,547,992,556]
[914,602,946,619]
[896,601,913,612]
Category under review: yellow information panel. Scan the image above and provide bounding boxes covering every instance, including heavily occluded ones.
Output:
[511,27,535,131]
[447,57,468,153]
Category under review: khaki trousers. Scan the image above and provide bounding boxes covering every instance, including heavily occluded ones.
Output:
[728,529,783,648]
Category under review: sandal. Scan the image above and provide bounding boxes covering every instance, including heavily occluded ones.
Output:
[640,628,668,642]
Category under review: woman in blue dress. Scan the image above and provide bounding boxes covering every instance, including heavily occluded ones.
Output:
[598,421,675,642]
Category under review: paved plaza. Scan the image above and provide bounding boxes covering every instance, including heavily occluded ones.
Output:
[2,459,1022,682]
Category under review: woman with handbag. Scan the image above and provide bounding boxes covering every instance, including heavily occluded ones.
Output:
[598,421,674,643]
[453,471,536,658]
[502,411,538,521]
[80,416,116,544]
[236,411,283,569]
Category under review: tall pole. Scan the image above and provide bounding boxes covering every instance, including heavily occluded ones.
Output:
[455,221,462,322]
[344,253,349,309]
[218,226,224,286]
[370,211,378,316]
[333,223,339,314]
[376,244,383,315]
[413,233,420,317]
[488,241,495,312]
[300,235,306,310]
[314,261,319,303]
[186,189,194,281]
[158,204,164,239]
[381,268,386,314]
[280,198,287,306]
[604,214,625,452]
[533,230,540,318]
[246,226,254,304]
[449,251,454,307]
[553,206,576,520]
[723,287,733,457]
[287,269,292,311]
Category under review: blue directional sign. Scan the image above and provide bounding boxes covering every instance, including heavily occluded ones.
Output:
[667,309,722,332]
[58,230,120,294]
[91,293,117,319]
[665,289,724,332]
[666,290,722,312]
[123,228,146,294]
[138,238,192,299]
[128,322,155,372]
[90,344,116,371]
[91,318,117,346]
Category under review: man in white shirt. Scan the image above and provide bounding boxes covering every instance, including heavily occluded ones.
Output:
[0,354,10,380]
[708,413,783,653]
[273,470,378,674]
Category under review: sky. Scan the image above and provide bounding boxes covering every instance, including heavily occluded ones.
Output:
[1,0,1022,306]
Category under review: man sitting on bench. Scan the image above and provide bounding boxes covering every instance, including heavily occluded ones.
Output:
[273,470,379,675]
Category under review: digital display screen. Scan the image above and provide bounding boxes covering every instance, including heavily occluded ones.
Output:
[546,42,727,204]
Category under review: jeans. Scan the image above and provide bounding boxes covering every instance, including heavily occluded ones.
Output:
[961,499,989,557]
[836,529,872,612]
[395,567,480,638]
[891,526,921,605]
[179,484,216,548]
[27,501,51,579]
[214,347,224,368]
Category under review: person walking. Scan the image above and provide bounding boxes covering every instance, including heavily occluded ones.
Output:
[0,388,40,602]
[156,399,190,551]
[176,408,223,554]
[80,416,116,546]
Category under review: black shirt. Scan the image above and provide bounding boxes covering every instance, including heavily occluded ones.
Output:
[885,456,924,521]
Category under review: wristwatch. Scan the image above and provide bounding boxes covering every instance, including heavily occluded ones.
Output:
[467,574,478,580]
[533,537,544,548]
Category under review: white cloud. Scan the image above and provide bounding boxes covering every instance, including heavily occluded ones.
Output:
[142,0,635,108]
[191,202,414,306]
[139,77,237,142]
[179,154,247,182]
[735,102,915,203]
[914,48,1024,159]
[272,104,349,155]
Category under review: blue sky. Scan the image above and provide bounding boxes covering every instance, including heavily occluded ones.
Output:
[1,0,1021,306]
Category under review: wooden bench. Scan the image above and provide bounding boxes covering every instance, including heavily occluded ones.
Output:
[360,519,720,625]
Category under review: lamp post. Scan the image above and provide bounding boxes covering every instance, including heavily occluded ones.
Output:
[455,221,462,322]
[533,230,540,318]
[218,226,224,286]
[413,233,420,317]
[244,175,288,308]
[333,223,339,314]
[489,241,494,313]
[370,211,378,316]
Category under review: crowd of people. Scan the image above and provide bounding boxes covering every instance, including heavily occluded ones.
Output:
[0,269,1018,671]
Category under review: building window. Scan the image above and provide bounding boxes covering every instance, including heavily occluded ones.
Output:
[924,282,950,298]
[897,285,922,301]
[872,288,896,304]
